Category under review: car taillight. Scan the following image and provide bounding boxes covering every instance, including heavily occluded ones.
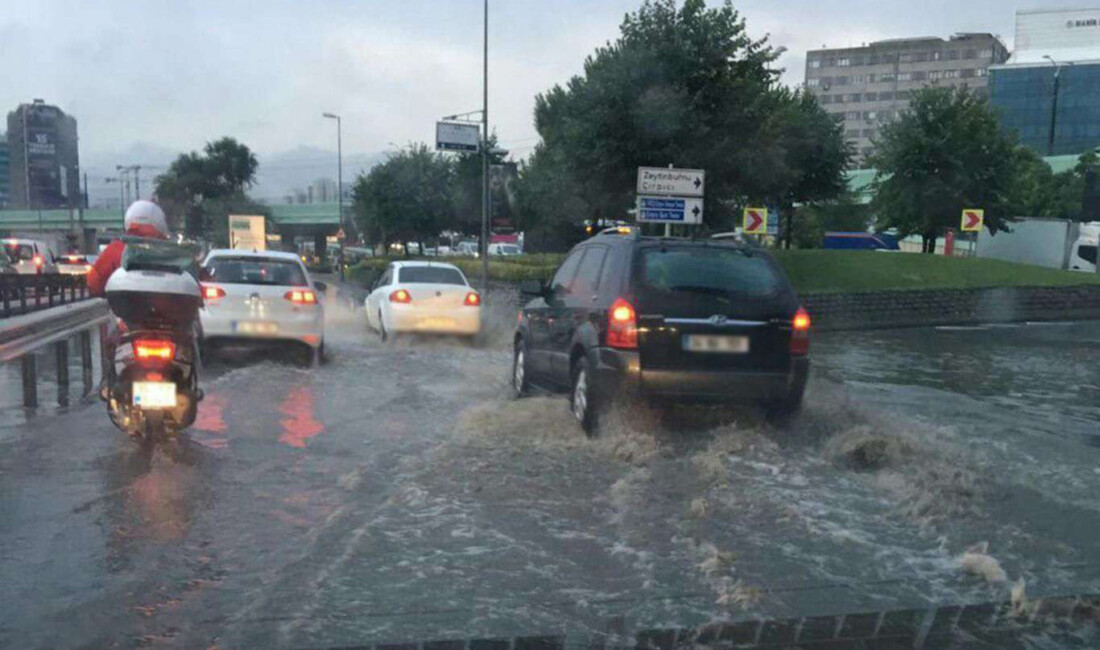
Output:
[607,297,638,349]
[84,264,93,273]
[285,290,317,304]
[389,289,411,304]
[203,285,226,299]
[464,292,481,307]
[134,340,176,362]
[33,255,43,268]
[790,307,811,355]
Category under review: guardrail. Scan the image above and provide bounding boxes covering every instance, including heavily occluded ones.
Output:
[0,299,111,407]
[0,273,91,318]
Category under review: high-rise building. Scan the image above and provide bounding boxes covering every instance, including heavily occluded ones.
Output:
[805,34,1009,161]
[0,133,9,208]
[6,99,81,210]
[990,8,1100,156]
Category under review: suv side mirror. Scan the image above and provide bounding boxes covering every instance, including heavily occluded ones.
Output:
[519,279,546,297]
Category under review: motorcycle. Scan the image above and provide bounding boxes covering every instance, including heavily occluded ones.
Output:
[102,238,204,443]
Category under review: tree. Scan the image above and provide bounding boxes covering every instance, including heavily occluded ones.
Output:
[791,190,871,249]
[518,0,849,244]
[352,143,453,253]
[1030,151,1100,221]
[450,133,508,236]
[870,87,1024,252]
[154,137,260,239]
[514,144,592,252]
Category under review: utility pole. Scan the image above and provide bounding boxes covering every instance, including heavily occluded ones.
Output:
[322,112,344,278]
[481,0,490,292]
[133,165,141,200]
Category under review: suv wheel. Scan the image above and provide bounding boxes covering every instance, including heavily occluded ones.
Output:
[570,357,600,437]
[512,340,531,398]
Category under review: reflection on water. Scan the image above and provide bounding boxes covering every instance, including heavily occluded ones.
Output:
[192,393,228,449]
[278,386,324,448]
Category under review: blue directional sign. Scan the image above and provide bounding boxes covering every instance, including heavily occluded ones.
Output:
[636,195,703,224]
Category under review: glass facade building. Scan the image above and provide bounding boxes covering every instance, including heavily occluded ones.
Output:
[990,63,1100,156]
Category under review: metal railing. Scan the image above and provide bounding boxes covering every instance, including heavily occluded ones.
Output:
[0,299,111,407]
[0,273,92,318]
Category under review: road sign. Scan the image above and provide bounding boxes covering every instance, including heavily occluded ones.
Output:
[229,214,266,251]
[636,195,703,224]
[636,167,705,197]
[766,207,779,236]
[961,208,984,232]
[743,207,767,235]
[436,122,480,152]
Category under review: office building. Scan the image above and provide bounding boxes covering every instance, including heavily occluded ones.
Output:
[0,133,9,208]
[990,7,1100,156]
[805,34,1009,161]
[6,99,81,209]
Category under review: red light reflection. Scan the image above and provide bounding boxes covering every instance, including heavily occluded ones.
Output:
[278,386,323,448]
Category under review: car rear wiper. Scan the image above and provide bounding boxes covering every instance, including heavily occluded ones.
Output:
[668,285,732,299]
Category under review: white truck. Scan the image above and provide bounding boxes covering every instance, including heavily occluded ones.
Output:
[976,218,1098,273]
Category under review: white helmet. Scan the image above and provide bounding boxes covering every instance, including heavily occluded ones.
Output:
[124,200,168,238]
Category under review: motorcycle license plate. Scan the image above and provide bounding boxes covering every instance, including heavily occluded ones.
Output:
[133,381,177,409]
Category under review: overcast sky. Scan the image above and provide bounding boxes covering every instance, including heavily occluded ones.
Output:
[1,0,1024,163]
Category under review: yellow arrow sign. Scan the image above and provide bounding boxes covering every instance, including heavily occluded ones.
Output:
[743,207,768,235]
[961,209,984,232]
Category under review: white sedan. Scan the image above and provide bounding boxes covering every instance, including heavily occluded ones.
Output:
[199,249,325,363]
[365,261,481,339]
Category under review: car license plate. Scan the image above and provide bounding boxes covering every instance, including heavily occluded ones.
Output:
[133,381,177,409]
[683,334,749,354]
[233,321,279,334]
[422,318,455,329]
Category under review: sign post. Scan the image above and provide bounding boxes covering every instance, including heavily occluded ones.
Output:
[743,207,768,236]
[961,208,983,257]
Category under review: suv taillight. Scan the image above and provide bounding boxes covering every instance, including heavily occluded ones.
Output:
[790,307,811,355]
[607,298,638,349]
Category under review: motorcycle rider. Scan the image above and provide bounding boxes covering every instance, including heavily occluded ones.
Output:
[87,200,170,296]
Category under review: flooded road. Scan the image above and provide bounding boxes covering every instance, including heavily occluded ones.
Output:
[2,293,1099,649]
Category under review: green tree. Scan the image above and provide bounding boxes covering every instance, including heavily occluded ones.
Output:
[514,144,592,252]
[450,133,508,236]
[352,143,453,253]
[870,87,1023,252]
[154,137,260,239]
[1032,151,1100,221]
[791,190,871,249]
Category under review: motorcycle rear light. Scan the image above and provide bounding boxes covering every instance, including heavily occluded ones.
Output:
[203,285,226,299]
[607,297,638,349]
[285,290,317,304]
[389,289,412,304]
[790,308,811,355]
[145,372,165,381]
[134,340,176,362]
[464,292,481,306]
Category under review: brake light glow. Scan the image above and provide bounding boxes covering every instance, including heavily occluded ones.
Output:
[203,285,226,299]
[389,289,411,304]
[33,255,43,268]
[464,292,481,306]
[285,290,317,304]
[790,308,811,355]
[134,340,176,362]
[607,297,638,349]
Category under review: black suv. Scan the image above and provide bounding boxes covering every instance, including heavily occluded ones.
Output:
[512,229,810,433]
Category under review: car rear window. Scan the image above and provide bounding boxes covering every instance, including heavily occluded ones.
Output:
[635,246,786,299]
[398,266,466,285]
[204,257,308,286]
[5,244,34,261]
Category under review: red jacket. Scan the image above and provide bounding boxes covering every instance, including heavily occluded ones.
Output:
[87,240,125,297]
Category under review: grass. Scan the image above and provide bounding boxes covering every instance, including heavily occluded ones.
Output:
[772,250,1100,294]
[348,250,1100,294]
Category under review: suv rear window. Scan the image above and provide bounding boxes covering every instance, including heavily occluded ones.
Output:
[635,246,785,298]
[399,266,466,285]
[204,257,308,286]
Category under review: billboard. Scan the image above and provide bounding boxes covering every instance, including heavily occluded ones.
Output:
[436,122,480,152]
[229,215,266,251]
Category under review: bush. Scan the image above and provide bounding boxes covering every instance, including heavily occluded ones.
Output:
[346,255,561,286]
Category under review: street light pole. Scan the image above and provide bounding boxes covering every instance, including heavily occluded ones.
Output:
[1043,55,1071,157]
[481,0,490,292]
[323,112,344,277]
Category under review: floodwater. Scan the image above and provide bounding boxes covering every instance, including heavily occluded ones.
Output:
[1,289,1098,649]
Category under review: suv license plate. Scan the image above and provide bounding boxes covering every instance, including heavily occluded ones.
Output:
[133,381,177,409]
[683,335,749,354]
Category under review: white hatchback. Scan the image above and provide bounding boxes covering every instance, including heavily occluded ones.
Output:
[199,250,325,361]
[365,261,481,339]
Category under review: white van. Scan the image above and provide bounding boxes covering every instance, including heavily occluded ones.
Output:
[3,239,59,275]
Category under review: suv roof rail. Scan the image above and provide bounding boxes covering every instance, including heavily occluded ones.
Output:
[594,226,638,238]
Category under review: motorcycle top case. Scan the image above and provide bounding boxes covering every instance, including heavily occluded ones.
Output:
[105,267,202,328]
